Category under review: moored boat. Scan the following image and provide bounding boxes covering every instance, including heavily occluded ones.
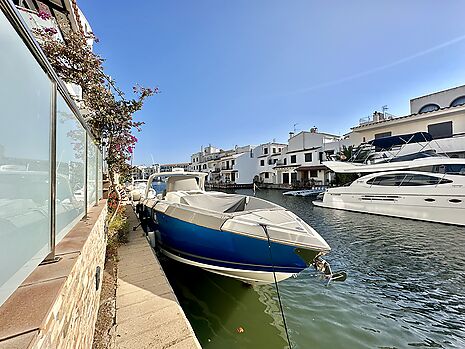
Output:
[140,171,333,284]
[315,132,465,226]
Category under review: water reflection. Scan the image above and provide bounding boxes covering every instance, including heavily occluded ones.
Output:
[161,188,465,349]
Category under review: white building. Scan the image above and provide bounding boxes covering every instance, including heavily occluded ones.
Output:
[160,162,191,172]
[255,142,286,184]
[274,129,349,186]
[347,84,465,157]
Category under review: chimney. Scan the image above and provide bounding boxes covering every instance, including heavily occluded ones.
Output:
[289,132,295,139]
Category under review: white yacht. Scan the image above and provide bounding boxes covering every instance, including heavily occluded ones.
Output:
[314,132,465,226]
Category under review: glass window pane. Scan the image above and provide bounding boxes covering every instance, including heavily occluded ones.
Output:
[87,139,97,207]
[56,95,85,242]
[98,151,103,200]
[0,10,51,305]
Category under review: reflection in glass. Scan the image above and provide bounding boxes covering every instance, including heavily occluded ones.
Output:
[0,10,51,305]
[98,150,103,200]
[55,95,86,243]
[87,139,97,207]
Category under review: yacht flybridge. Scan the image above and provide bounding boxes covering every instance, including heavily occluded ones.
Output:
[137,171,336,284]
[314,132,465,226]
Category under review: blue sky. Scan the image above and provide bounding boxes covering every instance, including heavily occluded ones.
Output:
[79,0,465,165]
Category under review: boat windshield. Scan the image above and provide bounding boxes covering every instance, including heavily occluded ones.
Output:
[349,132,441,164]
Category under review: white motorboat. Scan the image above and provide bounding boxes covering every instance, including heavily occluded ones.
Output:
[139,171,336,284]
[283,188,326,197]
[314,132,465,226]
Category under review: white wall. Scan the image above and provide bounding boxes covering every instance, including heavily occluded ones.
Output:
[234,151,258,184]
[349,106,465,148]
[410,85,465,114]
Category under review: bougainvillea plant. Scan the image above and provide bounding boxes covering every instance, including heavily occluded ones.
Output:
[32,20,158,183]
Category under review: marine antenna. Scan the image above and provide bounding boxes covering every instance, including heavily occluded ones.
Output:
[260,224,293,349]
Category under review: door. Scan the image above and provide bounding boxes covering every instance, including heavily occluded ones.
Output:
[282,173,289,184]
[291,172,297,184]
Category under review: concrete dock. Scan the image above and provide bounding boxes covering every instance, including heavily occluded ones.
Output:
[115,207,201,349]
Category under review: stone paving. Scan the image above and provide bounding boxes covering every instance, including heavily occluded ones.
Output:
[115,207,201,349]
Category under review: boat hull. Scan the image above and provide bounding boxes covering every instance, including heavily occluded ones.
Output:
[155,212,318,284]
[314,192,465,226]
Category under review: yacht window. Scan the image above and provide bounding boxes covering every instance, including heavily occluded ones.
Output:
[443,164,465,175]
[366,174,406,186]
[401,174,453,186]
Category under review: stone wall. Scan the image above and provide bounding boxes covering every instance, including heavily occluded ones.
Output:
[30,205,107,349]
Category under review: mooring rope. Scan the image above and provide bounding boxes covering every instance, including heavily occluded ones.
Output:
[261,224,292,349]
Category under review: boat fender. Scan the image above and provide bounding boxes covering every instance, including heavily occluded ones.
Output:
[147,231,156,248]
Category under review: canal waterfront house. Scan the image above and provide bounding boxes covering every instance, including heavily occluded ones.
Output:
[0,1,106,348]
[274,129,349,186]
[160,162,190,172]
[347,84,465,157]
[256,141,286,184]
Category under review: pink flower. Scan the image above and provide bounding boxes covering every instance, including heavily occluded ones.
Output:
[38,10,51,20]
[44,27,58,35]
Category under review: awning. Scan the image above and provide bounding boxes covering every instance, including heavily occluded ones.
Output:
[368,132,432,149]
[274,164,301,169]
[295,165,328,171]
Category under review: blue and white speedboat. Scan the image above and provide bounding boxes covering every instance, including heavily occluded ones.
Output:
[140,171,332,284]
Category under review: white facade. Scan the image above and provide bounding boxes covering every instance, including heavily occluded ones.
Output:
[274,131,349,186]
[256,142,286,184]
[410,85,465,114]
[347,85,465,158]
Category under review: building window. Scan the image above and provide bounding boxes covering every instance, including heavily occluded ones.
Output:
[264,147,268,155]
[290,155,296,163]
[260,159,265,166]
[419,104,440,113]
[450,96,465,107]
[273,147,276,153]
[319,152,324,162]
[428,121,453,139]
[264,172,270,179]
[250,149,254,158]
[310,170,318,177]
[284,158,287,165]
[374,132,392,139]
[304,153,312,162]
[232,160,235,166]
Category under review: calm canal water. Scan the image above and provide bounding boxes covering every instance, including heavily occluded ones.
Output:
[158,189,465,349]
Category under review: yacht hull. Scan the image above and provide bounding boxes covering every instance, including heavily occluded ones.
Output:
[155,212,319,284]
[314,192,465,226]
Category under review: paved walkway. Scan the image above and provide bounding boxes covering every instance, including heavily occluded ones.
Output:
[115,206,201,349]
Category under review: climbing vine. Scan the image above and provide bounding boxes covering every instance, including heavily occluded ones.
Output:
[32,16,157,183]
